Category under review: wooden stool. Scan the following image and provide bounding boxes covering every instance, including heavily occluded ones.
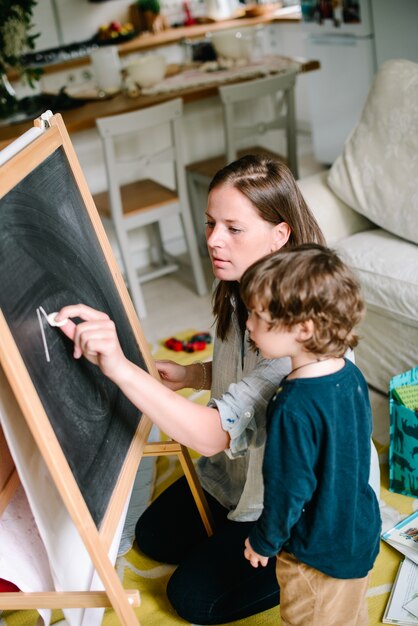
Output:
[93,98,207,318]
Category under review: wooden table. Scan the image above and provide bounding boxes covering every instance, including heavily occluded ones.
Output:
[0,55,319,149]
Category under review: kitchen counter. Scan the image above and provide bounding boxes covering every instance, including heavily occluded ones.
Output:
[0,53,318,149]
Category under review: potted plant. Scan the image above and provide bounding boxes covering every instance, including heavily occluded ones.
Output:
[0,0,41,119]
[130,0,168,34]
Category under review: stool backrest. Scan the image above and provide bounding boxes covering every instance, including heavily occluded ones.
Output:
[218,69,298,176]
[96,98,186,220]
[94,97,206,318]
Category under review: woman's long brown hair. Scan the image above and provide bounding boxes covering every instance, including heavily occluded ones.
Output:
[209,155,326,340]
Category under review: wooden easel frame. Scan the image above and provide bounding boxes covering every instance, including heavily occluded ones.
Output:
[0,113,213,624]
[0,424,19,518]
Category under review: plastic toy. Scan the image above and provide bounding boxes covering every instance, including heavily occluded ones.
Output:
[164,332,212,353]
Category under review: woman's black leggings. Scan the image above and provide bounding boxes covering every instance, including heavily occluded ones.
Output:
[135,476,280,625]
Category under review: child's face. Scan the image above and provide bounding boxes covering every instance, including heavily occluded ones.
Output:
[246,307,300,360]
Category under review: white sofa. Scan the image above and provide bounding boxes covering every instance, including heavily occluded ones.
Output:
[298,59,418,396]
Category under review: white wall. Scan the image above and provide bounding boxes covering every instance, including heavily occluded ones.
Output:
[32,0,131,49]
[370,0,418,67]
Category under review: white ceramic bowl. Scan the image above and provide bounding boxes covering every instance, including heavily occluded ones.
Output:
[211,28,255,61]
[126,54,166,88]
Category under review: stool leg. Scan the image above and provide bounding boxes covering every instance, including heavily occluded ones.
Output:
[186,170,209,257]
[286,86,298,180]
[148,222,165,266]
[181,207,208,296]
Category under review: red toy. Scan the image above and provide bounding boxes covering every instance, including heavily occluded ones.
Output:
[183,341,207,353]
[164,337,184,352]
[164,332,212,353]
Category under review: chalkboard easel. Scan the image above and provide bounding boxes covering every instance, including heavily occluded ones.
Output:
[0,112,213,626]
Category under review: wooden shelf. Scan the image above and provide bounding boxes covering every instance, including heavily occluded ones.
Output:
[8,9,300,79]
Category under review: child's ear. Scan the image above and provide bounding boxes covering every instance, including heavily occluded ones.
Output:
[271,222,291,252]
[297,319,315,341]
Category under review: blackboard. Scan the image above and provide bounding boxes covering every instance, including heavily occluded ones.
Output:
[0,145,146,528]
[0,115,212,624]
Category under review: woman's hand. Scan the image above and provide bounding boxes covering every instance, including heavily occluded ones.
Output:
[56,304,128,382]
[244,537,269,568]
[156,360,189,391]
[55,306,227,455]
[156,360,211,391]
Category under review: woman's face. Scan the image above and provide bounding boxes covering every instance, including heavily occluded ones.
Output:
[205,185,289,282]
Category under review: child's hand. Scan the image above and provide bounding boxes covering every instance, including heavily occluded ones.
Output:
[156,360,188,391]
[56,304,128,381]
[244,537,269,568]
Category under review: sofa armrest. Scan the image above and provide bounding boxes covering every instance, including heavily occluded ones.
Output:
[297,171,374,244]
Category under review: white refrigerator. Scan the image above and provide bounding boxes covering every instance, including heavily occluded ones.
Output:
[301,0,377,164]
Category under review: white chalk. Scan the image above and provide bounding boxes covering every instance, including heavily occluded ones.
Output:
[36,308,50,363]
[47,312,68,327]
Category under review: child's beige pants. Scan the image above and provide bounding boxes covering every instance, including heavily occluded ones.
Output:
[276,551,370,626]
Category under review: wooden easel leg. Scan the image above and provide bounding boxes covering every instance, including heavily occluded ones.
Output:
[143,440,214,535]
[177,443,213,536]
[0,590,139,610]
[0,467,20,516]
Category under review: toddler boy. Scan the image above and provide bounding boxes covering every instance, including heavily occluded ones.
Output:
[241,244,381,626]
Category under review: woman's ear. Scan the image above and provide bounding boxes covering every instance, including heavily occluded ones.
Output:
[271,222,291,252]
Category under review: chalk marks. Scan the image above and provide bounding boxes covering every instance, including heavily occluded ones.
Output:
[37,306,68,363]
[36,307,50,363]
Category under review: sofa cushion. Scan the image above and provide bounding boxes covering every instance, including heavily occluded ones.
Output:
[337,229,418,320]
[328,59,418,245]
[336,229,418,392]
[297,170,373,244]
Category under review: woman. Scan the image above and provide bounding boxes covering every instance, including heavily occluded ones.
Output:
[58,155,325,624]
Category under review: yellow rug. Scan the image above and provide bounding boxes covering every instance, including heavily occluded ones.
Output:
[0,332,413,625]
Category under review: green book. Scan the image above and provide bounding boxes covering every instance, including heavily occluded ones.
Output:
[392,385,418,411]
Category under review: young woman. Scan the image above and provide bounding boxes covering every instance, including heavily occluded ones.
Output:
[57,155,326,624]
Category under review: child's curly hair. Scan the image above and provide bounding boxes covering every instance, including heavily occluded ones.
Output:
[240,244,365,358]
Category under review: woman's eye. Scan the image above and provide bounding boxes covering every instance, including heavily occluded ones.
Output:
[205,221,215,229]
[229,227,241,234]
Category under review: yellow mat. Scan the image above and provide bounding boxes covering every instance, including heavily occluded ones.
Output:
[0,332,413,626]
[105,449,412,626]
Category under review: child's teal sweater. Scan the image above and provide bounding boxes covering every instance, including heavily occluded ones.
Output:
[249,359,381,579]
